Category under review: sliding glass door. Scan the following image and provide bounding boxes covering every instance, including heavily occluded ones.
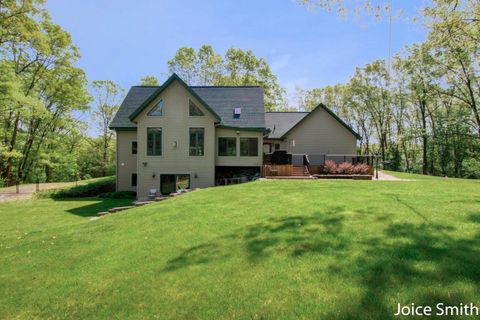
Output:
[160,174,190,194]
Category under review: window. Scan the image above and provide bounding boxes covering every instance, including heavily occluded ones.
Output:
[263,143,271,154]
[275,143,280,151]
[189,128,204,156]
[189,100,204,116]
[131,173,137,187]
[131,141,137,154]
[147,100,163,116]
[240,138,258,156]
[147,128,162,155]
[218,137,236,156]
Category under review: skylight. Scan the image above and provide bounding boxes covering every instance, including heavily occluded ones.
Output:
[233,107,241,118]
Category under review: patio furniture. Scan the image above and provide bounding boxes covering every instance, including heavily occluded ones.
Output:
[148,188,157,200]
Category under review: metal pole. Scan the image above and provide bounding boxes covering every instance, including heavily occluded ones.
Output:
[375,156,379,180]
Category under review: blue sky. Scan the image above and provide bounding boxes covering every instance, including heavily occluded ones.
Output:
[46,0,427,131]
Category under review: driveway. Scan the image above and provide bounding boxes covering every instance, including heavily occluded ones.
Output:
[0,182,77,202]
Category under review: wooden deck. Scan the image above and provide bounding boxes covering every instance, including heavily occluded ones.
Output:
[262,164,311,177]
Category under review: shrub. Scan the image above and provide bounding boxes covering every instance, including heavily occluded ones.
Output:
[353,163,370,175]
[38,177,115,199]
[324,160,337,174]
[462,158,480,179]
[337,162,354,174]
[99,191,136,199]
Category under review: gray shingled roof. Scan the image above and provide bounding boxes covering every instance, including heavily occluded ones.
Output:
[265,112,308,139]
[110,87,157,128]
[110,85,266,129]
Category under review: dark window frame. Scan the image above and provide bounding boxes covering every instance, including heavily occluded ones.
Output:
[131,173,137,187]
[189,100,204,116]
[218,137,237,156]
[189,128,205,156]
[240,137,259,157]
[147,100,164,117]
[131,141,137,155]
[147,127,162,156]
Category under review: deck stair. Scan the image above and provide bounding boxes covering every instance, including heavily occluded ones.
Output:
[291,165,311,177]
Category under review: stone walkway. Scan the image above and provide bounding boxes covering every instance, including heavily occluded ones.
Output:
[374,171,414,181]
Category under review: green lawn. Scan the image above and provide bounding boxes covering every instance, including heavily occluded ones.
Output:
[0,176,479,319]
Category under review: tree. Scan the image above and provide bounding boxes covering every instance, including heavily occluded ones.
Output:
[167,45,286,111]
[425,0,480,137]
[140,75,159,86]
[397,43,439,174]
[167,47,197,84]
[91,81,124,176]
[298,0,395,20]
[0,1,91,184]
[349,60,392,162]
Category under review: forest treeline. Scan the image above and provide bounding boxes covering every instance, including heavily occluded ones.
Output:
[0,0,478,186]
[294,0,480,177]
[0,1,123,185]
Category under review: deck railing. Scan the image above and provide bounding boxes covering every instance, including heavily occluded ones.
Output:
[262,153,375,177]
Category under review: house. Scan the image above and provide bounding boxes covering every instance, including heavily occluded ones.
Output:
[110,73,359,199]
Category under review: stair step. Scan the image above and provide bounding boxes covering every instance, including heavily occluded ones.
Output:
[108,206,136,213]
[134,201,153,206]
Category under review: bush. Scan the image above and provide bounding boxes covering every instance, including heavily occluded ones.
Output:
[337,162,354,174]
[38,177,115,199]
[462,158,480,179]
[99,191,136,199]
[324,160,337,174]
[353,163,370,175]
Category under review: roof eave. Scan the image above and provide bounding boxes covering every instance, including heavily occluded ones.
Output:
[280,103,361,140]
[109,126,137,131]
[216,124,270,133]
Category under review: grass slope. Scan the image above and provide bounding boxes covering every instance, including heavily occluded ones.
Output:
[0,176,479,319]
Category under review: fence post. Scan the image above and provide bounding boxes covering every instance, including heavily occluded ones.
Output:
[16,180,19,194]
[36,178,40,192]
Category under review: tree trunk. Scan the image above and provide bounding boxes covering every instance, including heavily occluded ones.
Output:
[420,98,428,175]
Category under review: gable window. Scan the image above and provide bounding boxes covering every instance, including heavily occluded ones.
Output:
[147,128,162,155]
[131,141,137,154]
[189,128,204,156]
[147,100,163,116]
[240,138,258,156]
[131,173,137,187]
[218,137,236,156]
[189,100,204,116]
